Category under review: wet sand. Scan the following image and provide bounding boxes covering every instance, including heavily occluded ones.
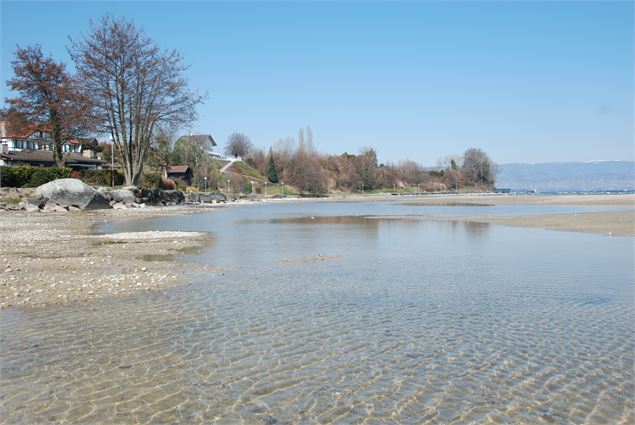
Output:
[439,210,634,237]
[397,193,635,236]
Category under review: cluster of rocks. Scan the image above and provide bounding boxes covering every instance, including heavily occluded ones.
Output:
[186,191,227,204]
[0,178,227,212]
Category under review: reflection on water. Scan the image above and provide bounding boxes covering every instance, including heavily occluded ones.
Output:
[452,220,492,240]
[1,202,633,424]
[400,201,493,207]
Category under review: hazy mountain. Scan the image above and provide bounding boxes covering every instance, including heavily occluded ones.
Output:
[496,161,634,192]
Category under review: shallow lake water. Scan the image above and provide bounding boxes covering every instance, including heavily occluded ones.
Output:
[1,201,633,424]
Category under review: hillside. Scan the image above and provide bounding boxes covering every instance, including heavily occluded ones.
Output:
[496,161,634,192]
[225,161,266,181]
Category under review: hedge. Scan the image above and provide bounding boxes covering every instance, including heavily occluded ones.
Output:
[0,166,71,187]
[0,166,124,188]
[77,169,125,186]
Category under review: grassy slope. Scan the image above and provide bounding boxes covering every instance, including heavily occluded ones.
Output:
[227,161,264,180]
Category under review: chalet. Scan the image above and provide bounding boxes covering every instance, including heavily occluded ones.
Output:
[167,165,193,186]
[0,120,104,169]
[176,134,221,158]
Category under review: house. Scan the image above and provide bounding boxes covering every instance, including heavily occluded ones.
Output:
[176,133,222,158]
[167,165,193,186]
[0,150,105,169]
[0,120,104,169]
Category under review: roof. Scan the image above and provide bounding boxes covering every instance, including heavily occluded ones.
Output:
[167,165,192,174]
[1,124,49,140]
[0,150,104,165]
[0,121,92,144]
[68,138,98,147]
[177,134,217,147]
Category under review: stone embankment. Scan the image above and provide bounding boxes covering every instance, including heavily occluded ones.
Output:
[0,178,227,212]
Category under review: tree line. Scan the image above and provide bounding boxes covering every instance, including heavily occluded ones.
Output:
[240,126,496,194]
[138,124,496,194]
[4,16,202,186]
[3,15,496,194]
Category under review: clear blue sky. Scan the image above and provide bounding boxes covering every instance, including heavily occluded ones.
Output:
[1,1,633,165]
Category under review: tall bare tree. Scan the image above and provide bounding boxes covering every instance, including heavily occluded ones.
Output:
[224,132,252,158]
[6,45,92,167]
[462,148,497,186]
[70,16,203,186]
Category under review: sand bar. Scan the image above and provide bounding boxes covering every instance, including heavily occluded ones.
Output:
[396,193,635,206]
[435,211,634,237]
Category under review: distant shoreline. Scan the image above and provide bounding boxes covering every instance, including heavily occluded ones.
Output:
[266,193,635,236]
[287,191,635,206]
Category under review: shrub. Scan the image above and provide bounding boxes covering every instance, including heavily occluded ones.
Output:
[80,169,124,186]
[28,169,57,187]
[159,178,176,190]
[1,166,32,187]
[142,173,161,188]
[28,167,71,187]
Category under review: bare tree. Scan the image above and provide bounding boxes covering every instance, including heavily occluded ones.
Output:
[224,132,252,158]
[354,147,379,190]
[462,148,497,186]
[396,160,423,185]
[70,16,203,186]
[6,45,92,167]
[284,145,327,194]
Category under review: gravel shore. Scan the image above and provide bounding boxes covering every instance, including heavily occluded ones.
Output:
[0,207,214,309]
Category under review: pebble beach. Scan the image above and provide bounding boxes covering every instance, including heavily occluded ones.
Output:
[0,207,214,309]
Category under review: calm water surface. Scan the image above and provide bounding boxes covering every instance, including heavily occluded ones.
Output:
[1,201,633,424]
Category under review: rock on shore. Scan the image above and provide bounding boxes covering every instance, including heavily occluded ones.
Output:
[1,179,229,212]
[35,178,110,210]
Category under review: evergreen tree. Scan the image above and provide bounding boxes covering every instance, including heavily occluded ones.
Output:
[267,149,279,183]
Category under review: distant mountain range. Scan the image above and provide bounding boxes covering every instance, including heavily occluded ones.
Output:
[496,161,634,192]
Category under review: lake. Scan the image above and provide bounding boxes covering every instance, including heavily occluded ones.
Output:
[1,201,633,424]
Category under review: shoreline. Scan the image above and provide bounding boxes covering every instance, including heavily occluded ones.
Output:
[1,193,632,310]
[0,206,217,310]
[321,192,635,205]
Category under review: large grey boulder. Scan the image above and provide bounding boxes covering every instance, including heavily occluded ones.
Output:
[35,178,110,210]
[96,187,112,202]
[111,189,136,205]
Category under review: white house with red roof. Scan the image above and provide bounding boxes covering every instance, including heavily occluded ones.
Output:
[0,120,104,169]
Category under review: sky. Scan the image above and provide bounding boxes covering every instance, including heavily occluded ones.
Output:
[1,0,633,165]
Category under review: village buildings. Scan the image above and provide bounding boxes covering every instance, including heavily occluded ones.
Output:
[0,120,104,169]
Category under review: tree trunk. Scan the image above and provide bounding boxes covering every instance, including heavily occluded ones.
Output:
[50,115,65,168]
